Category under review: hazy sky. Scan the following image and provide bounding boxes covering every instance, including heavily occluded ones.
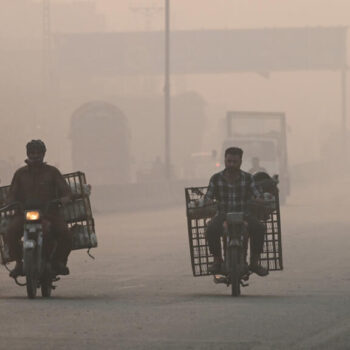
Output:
[2,0,349,168]
[89,0,350,31]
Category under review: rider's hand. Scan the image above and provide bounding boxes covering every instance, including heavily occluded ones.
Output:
[223,220,228,231]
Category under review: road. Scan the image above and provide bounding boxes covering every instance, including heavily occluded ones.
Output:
[0,178,350,349]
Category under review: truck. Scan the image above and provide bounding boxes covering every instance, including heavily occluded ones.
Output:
[70,101,131,186]
[222,111,290,203]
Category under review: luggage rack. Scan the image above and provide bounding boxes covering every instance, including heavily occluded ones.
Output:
[185,186,283,277]
[0,171,97,265]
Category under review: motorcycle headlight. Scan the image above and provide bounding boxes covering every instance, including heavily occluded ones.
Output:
[26,211,40,221]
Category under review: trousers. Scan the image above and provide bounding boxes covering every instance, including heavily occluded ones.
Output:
[205,214,265,257]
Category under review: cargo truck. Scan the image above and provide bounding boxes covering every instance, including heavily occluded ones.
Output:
[222,111,290,203]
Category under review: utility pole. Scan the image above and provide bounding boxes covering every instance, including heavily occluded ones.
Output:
[164,0,171,179]
[42,0,52,96]
[42,0,61,163]
[341,69,347,161]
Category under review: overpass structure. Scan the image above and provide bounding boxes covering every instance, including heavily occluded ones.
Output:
[56,27,347,75]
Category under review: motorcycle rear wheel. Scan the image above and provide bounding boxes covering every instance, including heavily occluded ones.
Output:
[229,247,241,297]
[40,262,53,297]
[41,278,52,298]
[24,250,38,299]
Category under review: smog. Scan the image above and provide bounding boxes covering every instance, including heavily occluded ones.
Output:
[0,1,349,349]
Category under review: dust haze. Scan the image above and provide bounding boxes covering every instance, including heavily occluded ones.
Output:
[1,1,349,188]
[1,1,350,348]
[0,0,348,200]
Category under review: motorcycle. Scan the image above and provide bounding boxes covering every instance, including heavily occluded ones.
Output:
[185,173,283,297]
[0,171,97,299]
[1,199,64,298]
[213,211,249,297]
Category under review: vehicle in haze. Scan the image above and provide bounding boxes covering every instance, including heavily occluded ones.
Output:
[185,175,283,297]
[183,151,220,184]
[216,210,251,296]
[0,172,97,299]
[222,111,290,203]
[71,102,131,186]
[1,199,65,298]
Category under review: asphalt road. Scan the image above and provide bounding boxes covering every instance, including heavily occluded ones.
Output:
[0,178,350,350]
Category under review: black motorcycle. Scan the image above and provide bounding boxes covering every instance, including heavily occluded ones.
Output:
[185,173,283,297]
[215,211,249,296]
[1,199,63,299]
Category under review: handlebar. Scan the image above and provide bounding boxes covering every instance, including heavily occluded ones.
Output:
[0,201,22,213]
[248,197,274,204]
[0,198,66,215]
[43,198,63,212]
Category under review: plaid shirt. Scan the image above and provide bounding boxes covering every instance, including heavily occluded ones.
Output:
[204,169,263,214]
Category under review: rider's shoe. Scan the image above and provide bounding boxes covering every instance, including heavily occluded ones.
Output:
[9,261,23,278]
[250,263,269,277]
[52,261,70,276]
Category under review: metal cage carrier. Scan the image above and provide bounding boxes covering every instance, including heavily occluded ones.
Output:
[0,171,97,265]
[185,186,283,277]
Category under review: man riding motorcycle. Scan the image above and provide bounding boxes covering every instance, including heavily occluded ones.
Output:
[204,147,269,276]
[6,140,72,277]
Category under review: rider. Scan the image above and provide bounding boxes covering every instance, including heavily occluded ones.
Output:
[6,140,72,277]
[204,147,269,276]
[249,156,266,174]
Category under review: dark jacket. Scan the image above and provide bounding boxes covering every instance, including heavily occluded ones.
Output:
[7,162,71,210]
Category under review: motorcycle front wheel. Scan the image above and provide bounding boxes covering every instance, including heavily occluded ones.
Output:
[24,250,38,299]
[229,246,241,297]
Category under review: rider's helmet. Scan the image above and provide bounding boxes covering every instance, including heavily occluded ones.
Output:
[26,140,46,156]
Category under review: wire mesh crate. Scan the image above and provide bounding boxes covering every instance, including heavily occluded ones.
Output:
[185,186,283,277]
[0,171,97,265]
[259,204,283,271]
[0,185,16,264]
[62,171,97,251]
[0,185,9,208]
[0,202,14,264]
[185,187,215,276]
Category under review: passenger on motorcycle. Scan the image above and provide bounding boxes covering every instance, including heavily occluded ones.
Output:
[6,140,72,277]
[249,156,266,174]
[204,147,269,276]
